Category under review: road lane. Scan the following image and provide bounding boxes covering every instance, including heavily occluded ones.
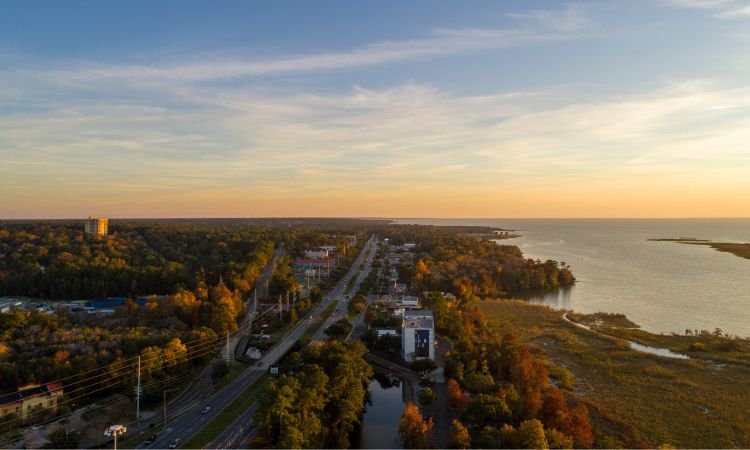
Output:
[146,237,375,450]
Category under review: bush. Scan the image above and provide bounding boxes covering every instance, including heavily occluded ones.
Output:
[411,359,437,374]
[418,388,437,405]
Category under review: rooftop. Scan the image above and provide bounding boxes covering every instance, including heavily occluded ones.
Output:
[403,310,434,329]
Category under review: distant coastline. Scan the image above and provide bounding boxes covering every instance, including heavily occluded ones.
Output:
[649,237,750,260]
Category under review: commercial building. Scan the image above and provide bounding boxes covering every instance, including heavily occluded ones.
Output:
[401,310,435,362]
[304,249,330,259]
[292,258,336,270]
[0,383,64,421]
[84,216,108,237]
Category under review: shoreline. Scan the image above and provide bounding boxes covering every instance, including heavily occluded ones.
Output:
[649,237,750,260]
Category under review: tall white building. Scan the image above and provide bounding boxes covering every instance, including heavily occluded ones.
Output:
[84,217,108,237]
[401,310,435,362]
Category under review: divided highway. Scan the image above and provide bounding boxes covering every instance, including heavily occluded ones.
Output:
[209,236,379,449]
[143,236,376,450]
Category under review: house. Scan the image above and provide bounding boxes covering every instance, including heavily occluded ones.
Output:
[0,383,64,421]
[377,328,398,337]
[401,296,420,308]
[401,310,435,362]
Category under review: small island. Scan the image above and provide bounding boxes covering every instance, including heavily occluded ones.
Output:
[649,237,750,260]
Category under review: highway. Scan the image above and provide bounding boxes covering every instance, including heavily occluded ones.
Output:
[205,236,378,450]
[143,236,376,450]
[119,248,284,449]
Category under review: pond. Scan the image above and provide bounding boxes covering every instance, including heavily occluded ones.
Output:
[356,372,405,449]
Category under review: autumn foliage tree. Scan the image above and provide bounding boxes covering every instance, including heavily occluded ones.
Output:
[450,419,471,449]
[447,378,470,409]
[399,401,433,449]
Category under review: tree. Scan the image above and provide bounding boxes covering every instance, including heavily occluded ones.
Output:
[546,428,574,449]
[568,403,594,448]
[43,428,81,449]
[450,419,471,449]
[399,401,433,449]
[324,318,353,340]
[447,379,470,409]
[411,358,437,374]
[464,393,512,429]
[517,419,549,449]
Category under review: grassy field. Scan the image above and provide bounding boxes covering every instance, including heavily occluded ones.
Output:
[182,372,270,449]
[480,300,750,448]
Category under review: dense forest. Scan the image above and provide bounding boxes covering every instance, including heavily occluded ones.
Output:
[255,341,373,448]
[398,293,594,449]
[0,220,368,433]
[378,225,574,297]
[0,220,365,299]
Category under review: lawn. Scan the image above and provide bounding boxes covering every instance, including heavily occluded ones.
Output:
[480,300,750,448]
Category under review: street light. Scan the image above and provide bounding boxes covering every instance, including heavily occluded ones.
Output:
[104,424,127,450]
[163,388,181,427]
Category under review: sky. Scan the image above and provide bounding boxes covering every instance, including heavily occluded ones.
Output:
[2,0,750,219]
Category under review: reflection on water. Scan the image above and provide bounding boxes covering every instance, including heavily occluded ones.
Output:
[357,373,404,449]
[629,342,690,359]
[523,285,575,310]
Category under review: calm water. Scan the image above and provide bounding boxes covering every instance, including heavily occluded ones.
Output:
[394,219,750,337]
[357,376,405,449]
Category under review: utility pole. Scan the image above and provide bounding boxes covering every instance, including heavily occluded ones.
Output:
[135,356,141,419]
[224,332,232,366]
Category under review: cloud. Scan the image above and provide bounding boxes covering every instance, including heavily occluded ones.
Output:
[12,9,588,85]
[716,4,750,17]
[507,3,591,31]
[665,0,750,19]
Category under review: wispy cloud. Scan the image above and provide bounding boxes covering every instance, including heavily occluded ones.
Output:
[507,3,591,31]
[17,12,588,84]
[665,0,750,19]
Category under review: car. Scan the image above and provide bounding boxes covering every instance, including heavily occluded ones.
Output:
[257,361,263,366]
[29,425,43,432]
[168,438,182,448]
[201,406,211,414]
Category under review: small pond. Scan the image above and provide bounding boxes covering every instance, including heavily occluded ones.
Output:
[356,372,405,449]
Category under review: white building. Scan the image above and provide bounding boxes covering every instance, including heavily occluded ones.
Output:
[401,295,420,308]
[377,328,398,337]
[402,310,435,362]
[304,249,329,259]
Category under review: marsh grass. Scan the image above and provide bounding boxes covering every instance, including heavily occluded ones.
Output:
[480,300,750,448]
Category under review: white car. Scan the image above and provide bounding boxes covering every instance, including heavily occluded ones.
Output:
[169,438,182,448]
[201,406,211,414]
